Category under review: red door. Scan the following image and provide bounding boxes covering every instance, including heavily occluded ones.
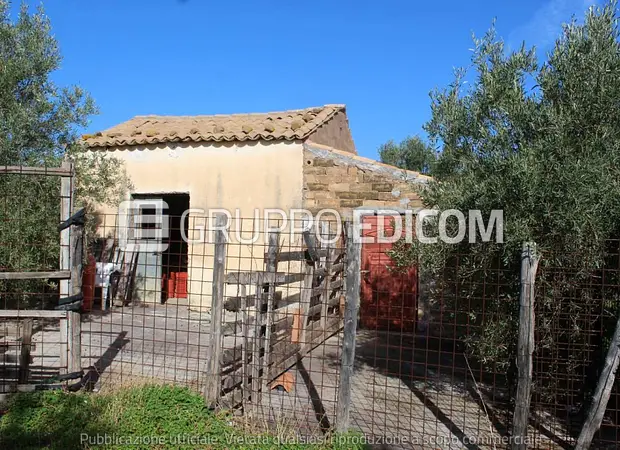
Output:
[360,215,418,332]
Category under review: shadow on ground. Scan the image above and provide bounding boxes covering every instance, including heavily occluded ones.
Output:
[349,328,585,449]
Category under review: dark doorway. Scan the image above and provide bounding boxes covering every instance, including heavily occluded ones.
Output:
[160,193,189,303]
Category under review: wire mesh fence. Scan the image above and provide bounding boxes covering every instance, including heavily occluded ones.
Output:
[351,215,516,449]
[347,218,620,449]
[215,218,345,435]
[530,239,620,449]
[0,165,72,309]
[0,315,73,392]
[0,164,79,393]
[80,211,346,438]
[2,168,620,449]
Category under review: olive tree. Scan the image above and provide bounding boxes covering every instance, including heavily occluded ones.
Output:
[391,1,620,403]
[0,2,130,308]
[378,135,436,174]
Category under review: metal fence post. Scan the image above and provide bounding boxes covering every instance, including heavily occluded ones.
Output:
[336,221,361,432]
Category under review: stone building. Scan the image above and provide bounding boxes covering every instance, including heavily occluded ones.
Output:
[82,104,429,309]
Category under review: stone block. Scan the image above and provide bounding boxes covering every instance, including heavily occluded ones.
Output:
[336,191,379,200]
[340,199,364,208]
[306,183,329,191]
[383,201,402,208]
[305,166,327,175]
[394,183,415,192]
[378,192,400,201]
[325,166,349,178]
[312,199,342,209]
[349,182,375,193]
[328,183,350,192]
[313,191,335,200]
[372,183,394,192]
[311,158,336,167]
[363,200,386,207]
[362,173,383,183]
[303,199,318,208]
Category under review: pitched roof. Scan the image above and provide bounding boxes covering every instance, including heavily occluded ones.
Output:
[83,105,346,148]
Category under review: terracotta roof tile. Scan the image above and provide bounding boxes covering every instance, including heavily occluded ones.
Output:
[83,105,345,148]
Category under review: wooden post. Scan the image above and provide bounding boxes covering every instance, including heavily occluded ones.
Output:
[67,312,81,373]
[59,161,73,298]
[511,242,539,450]
[239,284,251,408]
[299,228,316,348]
[575,316,620,449]
[320,222,334,332]
[336,221,361,432]
[204,214,228,407]
[261,231,279,392]
[70,221,84,296]
[59,316,68,375]
[60,312,81,375]
[18,319,33,384]
[250,276,263,416]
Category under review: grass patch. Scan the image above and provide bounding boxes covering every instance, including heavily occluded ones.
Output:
[0,385,365,449]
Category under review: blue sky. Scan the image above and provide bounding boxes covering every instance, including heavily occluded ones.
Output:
[18,0,598,159]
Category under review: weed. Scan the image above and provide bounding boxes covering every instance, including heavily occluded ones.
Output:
[0,385,366,450]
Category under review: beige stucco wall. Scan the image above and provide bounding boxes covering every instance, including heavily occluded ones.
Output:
[94,140,304,213]
[88,140,306,309]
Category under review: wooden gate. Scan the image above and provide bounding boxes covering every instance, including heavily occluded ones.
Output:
[205,221,345,413]
[0,162,84,390]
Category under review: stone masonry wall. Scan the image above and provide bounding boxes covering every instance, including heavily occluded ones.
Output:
[302,145,427,217]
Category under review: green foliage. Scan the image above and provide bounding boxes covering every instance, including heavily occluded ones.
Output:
[423,2,620,258]
[0,2,95,165]
[0,385,366,450]
[0,2,131,308]
[391,1,620,399]
[69,146,133,250]
[378,135,435,174]
[70,148,132,212]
